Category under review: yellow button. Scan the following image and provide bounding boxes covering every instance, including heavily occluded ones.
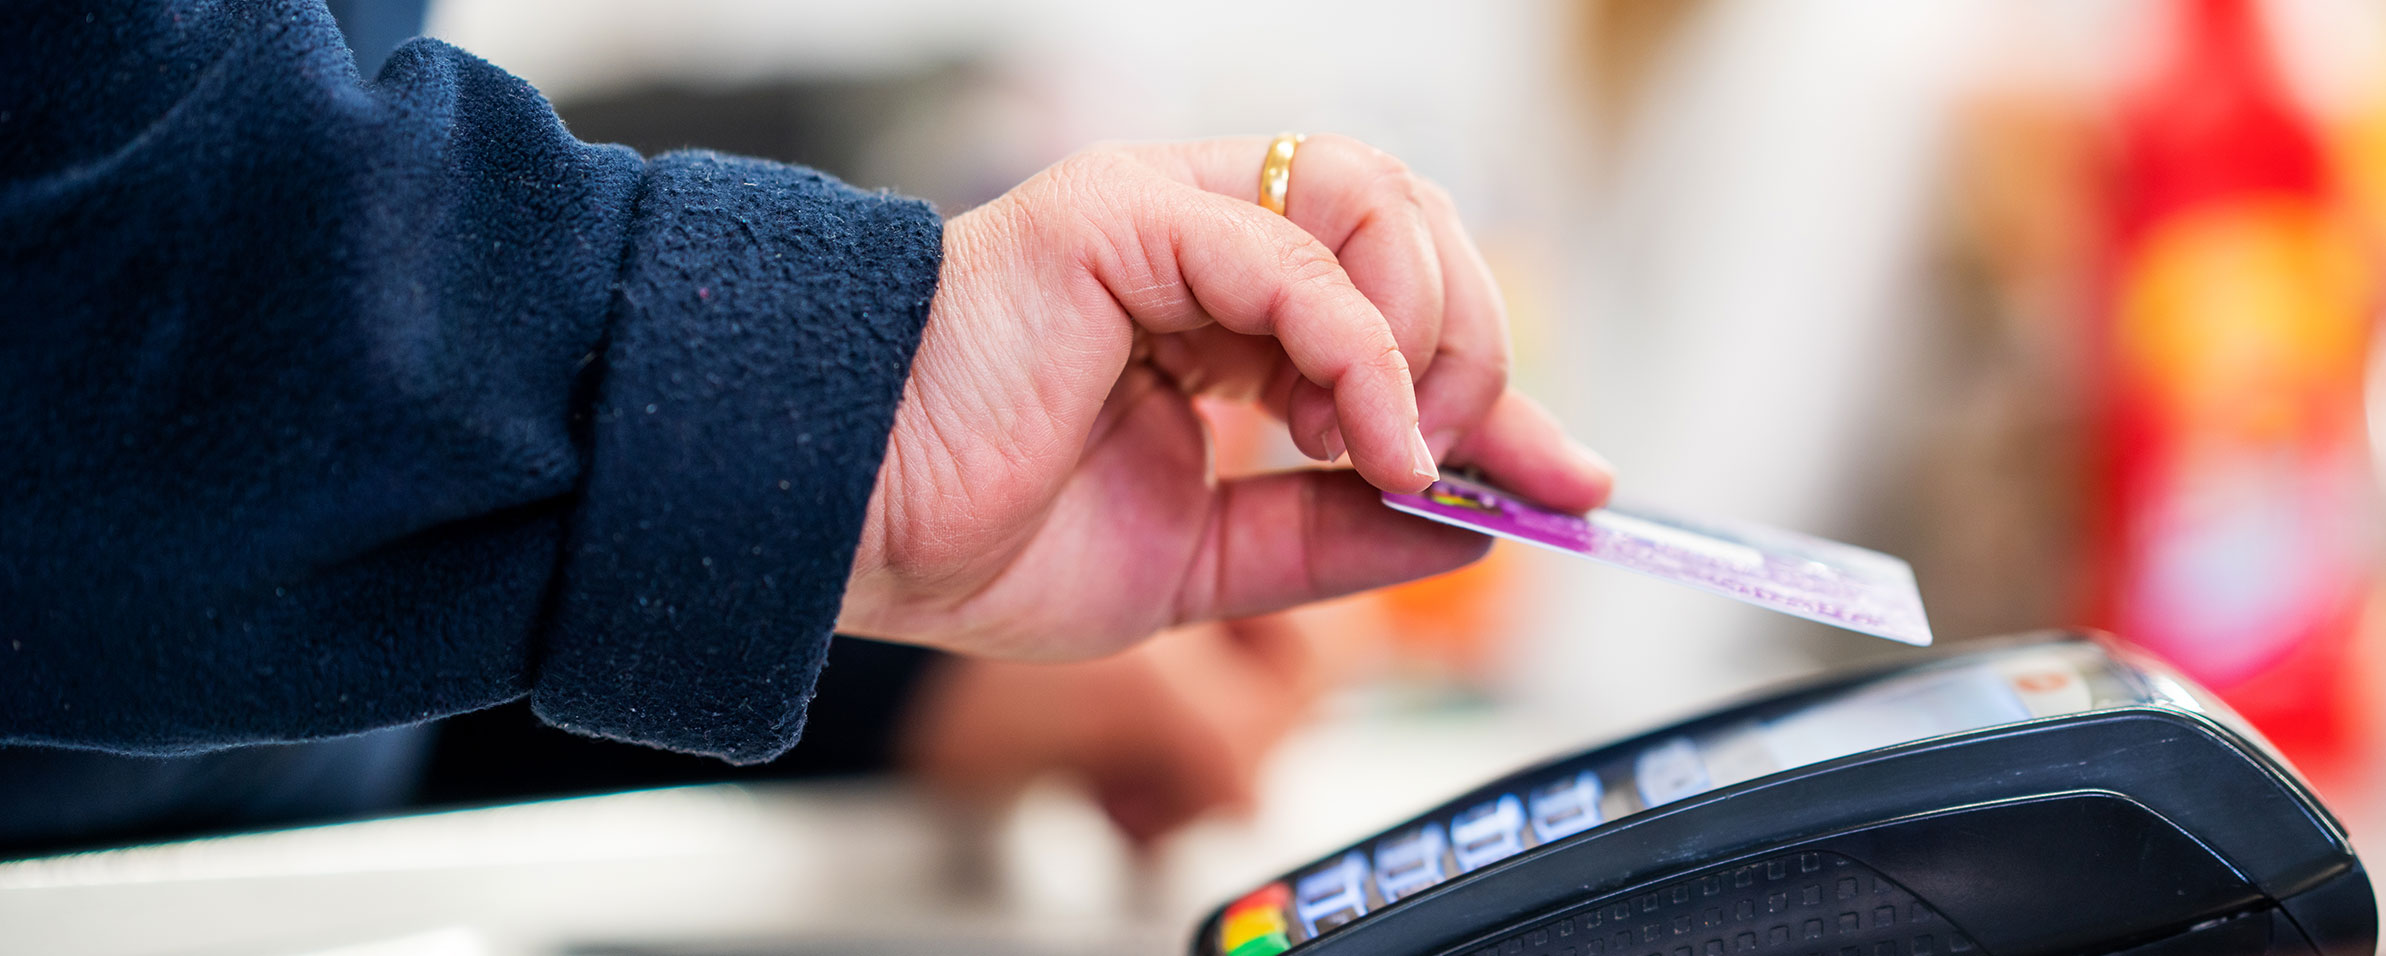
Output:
[1222,906,1288,949]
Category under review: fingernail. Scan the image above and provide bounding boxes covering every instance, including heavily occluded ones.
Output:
[1408,427,1440,484]
[1321,427,1347,463]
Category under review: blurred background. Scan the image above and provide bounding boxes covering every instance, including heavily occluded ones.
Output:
[15,0,2386,952]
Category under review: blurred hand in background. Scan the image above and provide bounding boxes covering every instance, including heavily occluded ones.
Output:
[897,613,1336,845]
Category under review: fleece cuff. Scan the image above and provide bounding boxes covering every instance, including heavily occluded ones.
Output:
[533,152,940,763]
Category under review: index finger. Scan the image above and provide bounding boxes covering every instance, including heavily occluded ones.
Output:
[1123,136,1447,379]
[1081,174,1438,490]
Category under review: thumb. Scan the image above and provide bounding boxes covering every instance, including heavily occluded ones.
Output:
[1172,470,1491,627]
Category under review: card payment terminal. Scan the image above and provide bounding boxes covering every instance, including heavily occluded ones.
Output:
[1194,634,2373,956]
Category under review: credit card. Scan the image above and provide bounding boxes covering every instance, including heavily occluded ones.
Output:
[1383,475,1932,646]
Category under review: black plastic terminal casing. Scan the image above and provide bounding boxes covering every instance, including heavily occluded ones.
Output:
[1191,633,2375,956]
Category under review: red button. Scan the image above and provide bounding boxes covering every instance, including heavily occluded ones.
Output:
[1227,881,1291,919]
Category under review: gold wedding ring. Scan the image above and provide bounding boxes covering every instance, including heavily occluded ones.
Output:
[1257,133,1305,216]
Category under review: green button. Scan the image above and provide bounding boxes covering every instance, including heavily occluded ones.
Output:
[1228,932,1291,956]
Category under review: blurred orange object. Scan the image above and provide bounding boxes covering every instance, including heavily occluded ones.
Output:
[2092,0,2379,775]
[1195,392,1523,687]
[1373,543,1521,683]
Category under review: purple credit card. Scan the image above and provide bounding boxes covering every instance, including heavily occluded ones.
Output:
[1383,475,1932,646]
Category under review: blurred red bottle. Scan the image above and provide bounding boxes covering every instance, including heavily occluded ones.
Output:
[2093,0,2378,768]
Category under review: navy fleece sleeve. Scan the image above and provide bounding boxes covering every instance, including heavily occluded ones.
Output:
[0,0,940,763]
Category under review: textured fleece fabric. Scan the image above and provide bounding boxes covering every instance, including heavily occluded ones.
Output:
[0,0,943,764]
[322,0,429,75]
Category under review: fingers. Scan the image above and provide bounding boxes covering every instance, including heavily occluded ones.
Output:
[1173,469,1493,624]
[1126,136,1450,458]
[1446,390,1615,515]
[1143,325,1283,403]
[1061,142,1596,515]
[1084,173,1436,489]
[1123,138,1445,363]
[1412,181,1512,460]
[1286,378,1343,461]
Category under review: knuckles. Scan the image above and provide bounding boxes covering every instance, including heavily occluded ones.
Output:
[1038,148,1140,212]
[1314,133,1427,218]
[1273,234,1350,292]
[1370,339,1415,386]
[1031,148,1156,272]
[1415,177,1459,215]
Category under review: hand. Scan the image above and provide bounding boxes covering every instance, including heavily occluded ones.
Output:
[897,615,1326,844]
[837,136,1612,659]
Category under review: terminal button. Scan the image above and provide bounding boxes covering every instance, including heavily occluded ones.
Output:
[1221,882,1292,951]
[1450,794,1528,873]
[1294,853,1372,936]
[1227,932,1292,956]
[1221,907,1286,950]
[1227,881,1291,917]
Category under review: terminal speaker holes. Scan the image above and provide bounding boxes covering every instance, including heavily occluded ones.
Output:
[1444,851,1969,956]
